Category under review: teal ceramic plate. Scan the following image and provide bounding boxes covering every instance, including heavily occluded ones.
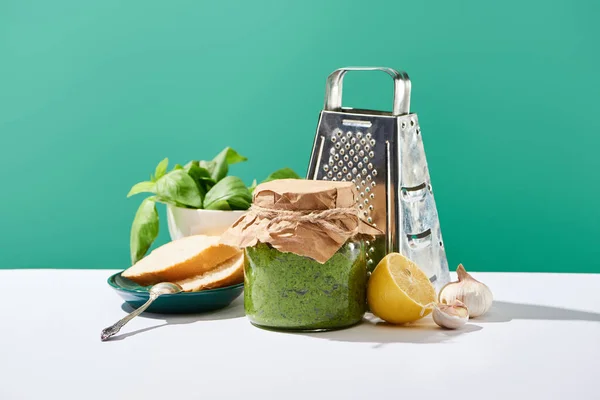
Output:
[108,272,244,314]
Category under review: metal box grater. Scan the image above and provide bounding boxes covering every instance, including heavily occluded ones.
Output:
[307,67,450,290]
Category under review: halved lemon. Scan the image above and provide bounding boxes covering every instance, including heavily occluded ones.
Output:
[367,253,436,324]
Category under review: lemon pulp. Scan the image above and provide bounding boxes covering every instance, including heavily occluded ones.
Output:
[367,253,436,324]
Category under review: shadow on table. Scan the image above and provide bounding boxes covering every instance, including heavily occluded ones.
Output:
[476,301,600,323]
[300,314,482,347]
[300,301,600,347]
[106,298,245,341]
[107,299,600,343]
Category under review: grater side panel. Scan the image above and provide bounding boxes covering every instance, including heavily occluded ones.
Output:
[308,110,450,288]
[396,114,450,290]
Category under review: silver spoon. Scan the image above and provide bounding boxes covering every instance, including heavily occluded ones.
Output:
[101,282,183,341]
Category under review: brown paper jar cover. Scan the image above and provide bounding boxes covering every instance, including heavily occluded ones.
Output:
[220,179,382,263]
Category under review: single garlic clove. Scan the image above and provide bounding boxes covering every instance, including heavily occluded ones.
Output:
[432,301,469,329]
[439,264,493,318]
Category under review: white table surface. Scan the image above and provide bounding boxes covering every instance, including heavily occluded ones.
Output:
[0,270,599,400]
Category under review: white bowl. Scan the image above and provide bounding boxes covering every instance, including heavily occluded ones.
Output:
[166,205,247,240]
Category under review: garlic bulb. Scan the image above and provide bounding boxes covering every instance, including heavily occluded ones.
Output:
[439,264,493,318]
[432,300,469,329]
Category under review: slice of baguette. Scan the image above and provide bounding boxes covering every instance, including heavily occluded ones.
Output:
[176,252,244,292]
[122,235,241,286]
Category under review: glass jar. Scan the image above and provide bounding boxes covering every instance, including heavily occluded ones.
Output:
[244,239,367,331]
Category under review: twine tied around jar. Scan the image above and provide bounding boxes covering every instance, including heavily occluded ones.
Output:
[247,204,363,237]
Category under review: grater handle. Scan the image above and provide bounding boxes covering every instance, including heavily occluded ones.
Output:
[324,67,411,115]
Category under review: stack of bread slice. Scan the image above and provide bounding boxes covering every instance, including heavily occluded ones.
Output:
[122,235,243,292]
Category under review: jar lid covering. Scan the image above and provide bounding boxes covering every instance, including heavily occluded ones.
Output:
[221,179,382,263]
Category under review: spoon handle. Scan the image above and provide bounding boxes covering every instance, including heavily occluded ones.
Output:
[101,293,159,341]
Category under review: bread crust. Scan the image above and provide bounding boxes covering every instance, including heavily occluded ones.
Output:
[122,235,241,286]
[176,252,244,292]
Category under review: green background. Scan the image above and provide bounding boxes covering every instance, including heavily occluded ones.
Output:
[1,0,598,272]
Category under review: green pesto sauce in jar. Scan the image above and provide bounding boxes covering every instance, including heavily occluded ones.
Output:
[244,241,367,331]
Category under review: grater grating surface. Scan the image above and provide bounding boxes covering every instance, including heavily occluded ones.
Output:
[307,67,450,290]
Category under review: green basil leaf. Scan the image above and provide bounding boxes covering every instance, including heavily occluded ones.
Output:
[198,160,216,178]
[173,164,184,170]
[127,181,156,198]
[211,147,248,182]
[130,197,159,264]
[220,147,248,165]
[152,195,186,208]
[204,176,252,210]
[227,196,252,210]
[154,158,169,181]
[262,167,301,183]
[185,161,212,180]
[184,160,197,170]
[155,170,202,208]
[205,199,231,210]
[186,163,217,206]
